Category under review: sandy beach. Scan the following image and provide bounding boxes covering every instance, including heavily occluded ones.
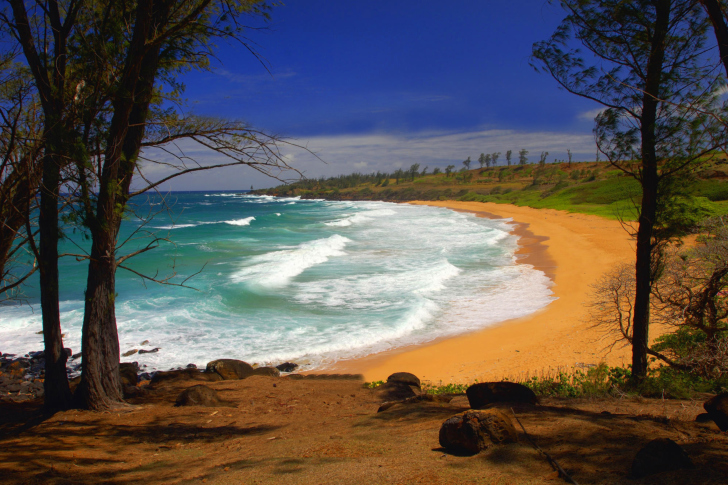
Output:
[333,201,640,384]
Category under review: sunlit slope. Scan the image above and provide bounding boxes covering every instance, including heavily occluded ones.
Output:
[261,159,728,220]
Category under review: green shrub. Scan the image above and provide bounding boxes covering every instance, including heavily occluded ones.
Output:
[422,382,470,395]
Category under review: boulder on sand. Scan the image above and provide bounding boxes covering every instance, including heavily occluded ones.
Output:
[630,438,694,478]
[439,409,517,455]
[252,366,281,377]
[387,372,420,388]
[466,382,539,408]
[704,392,728,431]
[175,385,223,407]
[206,359,256,380]
[150,368,219,385]
[276,362,298,373]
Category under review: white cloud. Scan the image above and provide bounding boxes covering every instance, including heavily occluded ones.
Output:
[286,128,597,179]
[136,127,598,191]
[578,107,605,121]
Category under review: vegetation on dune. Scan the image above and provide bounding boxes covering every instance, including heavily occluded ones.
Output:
[259,157,728,221]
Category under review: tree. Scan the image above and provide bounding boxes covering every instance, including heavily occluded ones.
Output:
[409,163,420,181]
[478,153,486,169]
[4,0,300,410]
[700,0,728,77]
[518,148,528,166]
[567,148,573,168]
[505,149,512,166]
[533,0,725,380]
[590,218,728,377]
[463,156,471,170]
[0,58,42,303]
[539,151,548,168]
[432,167,441,175]
[491,152,500,166]
[445,164,455,177]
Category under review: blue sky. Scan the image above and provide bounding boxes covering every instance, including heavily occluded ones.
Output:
[148,1,606,190]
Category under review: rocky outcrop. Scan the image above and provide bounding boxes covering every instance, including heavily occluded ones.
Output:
[704,392,728,431]
[175,385,223,407]
[439,409,517,455]
[387,372,420,388]
[372,371,422,402]
[252,366,281,377]
[276,362,299,373]
[150,368,220,385]
[119,362,139,387]
[205,359,281,380]
[206,359,256,380]
[466,382,539,408]
[630,438,694,478]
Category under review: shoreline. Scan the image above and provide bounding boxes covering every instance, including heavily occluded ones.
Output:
[328,200,638,384]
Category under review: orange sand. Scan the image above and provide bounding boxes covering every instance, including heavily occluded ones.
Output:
[332,201,639,384]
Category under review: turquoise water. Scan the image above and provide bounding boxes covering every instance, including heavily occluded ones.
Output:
[0,193,554,371]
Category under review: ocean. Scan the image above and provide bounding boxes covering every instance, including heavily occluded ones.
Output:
[0,193,555,372]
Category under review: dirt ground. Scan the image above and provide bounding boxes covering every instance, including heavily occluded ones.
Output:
[1,374,727,485]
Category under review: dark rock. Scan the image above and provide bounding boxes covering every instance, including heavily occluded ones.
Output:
[150,368,215,385]
[29,351,44,359]
[375,382,421,401]
[206,359,256,380]
[122,349,138,357]
[63,348,72,357]
[704,392,728,431]
[123,385,146,398]
[68,376,82,392]
[71,352,82,360]
[387,372,420,388]
[253,366,281,377]
[186,363,197,369]
[141,340,150,345]
[276,362,299,373]
[119,362,139,386]
[439,409,517,455]
[466,382,539,408]
[138,347,160,355]
[7,359,30,370]
[695,413,712,423]
[175,385,223,407]
[630,438,694,478]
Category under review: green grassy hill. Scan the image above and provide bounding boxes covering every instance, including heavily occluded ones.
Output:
[260,159,728,220]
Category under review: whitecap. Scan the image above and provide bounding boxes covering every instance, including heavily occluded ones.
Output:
[225,217,255,226]
[154,223,197,230]
[230,234,350,288]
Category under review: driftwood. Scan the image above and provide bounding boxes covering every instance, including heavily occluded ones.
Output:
[511,408,579,485]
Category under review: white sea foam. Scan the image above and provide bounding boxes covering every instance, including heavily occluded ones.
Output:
[0,196,556,373]
[154,223,197,230]
[224,217,255,226]
[230,234,351,288]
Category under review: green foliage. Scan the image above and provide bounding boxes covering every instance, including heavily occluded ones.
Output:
[515,362,727,399]
[422,382,470,395]
[364,381,384,389]
[516,363,629,398]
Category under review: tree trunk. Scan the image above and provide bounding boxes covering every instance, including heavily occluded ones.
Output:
[38,145,72,410]
[701,0,728,77]
[75,240,123,410]
[631,0,670,381]
[75,0,166,410]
